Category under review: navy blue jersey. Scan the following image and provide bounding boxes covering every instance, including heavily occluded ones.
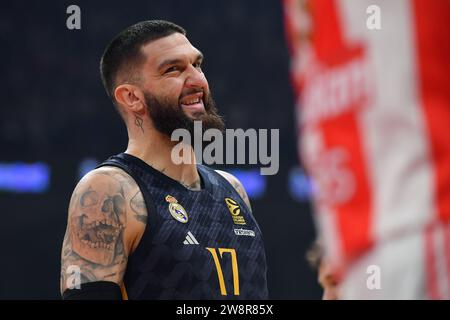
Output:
[97,153,268,300]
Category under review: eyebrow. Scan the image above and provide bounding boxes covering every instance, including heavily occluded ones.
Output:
[157,52,204,72]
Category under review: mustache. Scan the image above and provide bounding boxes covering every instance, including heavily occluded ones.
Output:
[180,88,204,98]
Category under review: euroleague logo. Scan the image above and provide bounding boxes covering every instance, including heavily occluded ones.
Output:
[224,197,246,225]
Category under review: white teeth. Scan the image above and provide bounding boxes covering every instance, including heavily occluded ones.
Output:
[85,220,123,228]
[81,238,113,250]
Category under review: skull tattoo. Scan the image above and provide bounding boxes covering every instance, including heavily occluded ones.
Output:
[70,176,127,266]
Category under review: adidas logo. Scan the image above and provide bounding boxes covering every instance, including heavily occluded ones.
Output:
[183,231,199,245]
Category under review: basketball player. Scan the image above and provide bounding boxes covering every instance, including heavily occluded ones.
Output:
[60,20,268,299]
[284,0,450,299]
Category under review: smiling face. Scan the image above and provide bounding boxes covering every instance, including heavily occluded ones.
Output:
[142,33,207,116]
[137,33,225,137]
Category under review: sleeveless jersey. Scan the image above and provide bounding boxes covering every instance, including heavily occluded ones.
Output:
[97,153,269,299]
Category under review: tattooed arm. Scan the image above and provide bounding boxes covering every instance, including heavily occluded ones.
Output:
[60,167,147,296]
[215,170,252,213]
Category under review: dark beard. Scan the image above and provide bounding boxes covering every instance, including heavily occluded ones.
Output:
[144,90,225,140]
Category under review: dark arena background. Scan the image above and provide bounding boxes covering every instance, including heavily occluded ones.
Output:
[0,0,320,299]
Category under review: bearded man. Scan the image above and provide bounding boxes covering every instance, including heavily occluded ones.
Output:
[60,20,268,300]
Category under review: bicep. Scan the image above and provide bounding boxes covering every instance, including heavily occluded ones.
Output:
[60,172,129,294]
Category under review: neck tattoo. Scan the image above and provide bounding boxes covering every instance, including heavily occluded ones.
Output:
[134,114,144,133]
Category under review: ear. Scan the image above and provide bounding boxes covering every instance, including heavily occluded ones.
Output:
[114,84,146,115]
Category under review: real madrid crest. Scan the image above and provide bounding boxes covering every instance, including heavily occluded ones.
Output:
[166,195,188,223]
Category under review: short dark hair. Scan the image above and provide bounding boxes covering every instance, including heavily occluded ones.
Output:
[100,20,186,103]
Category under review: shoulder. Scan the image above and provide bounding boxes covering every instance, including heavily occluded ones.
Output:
[61,166,148,293]
[74,165,148,237]
[73,166,143,209]
[214,170,239,187]
[215,170,252,213]
[70,166,144,215]
[69,166,148,253]
[78,166,137,189]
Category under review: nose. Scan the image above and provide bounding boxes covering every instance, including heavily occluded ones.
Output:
[185,64,208,90]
